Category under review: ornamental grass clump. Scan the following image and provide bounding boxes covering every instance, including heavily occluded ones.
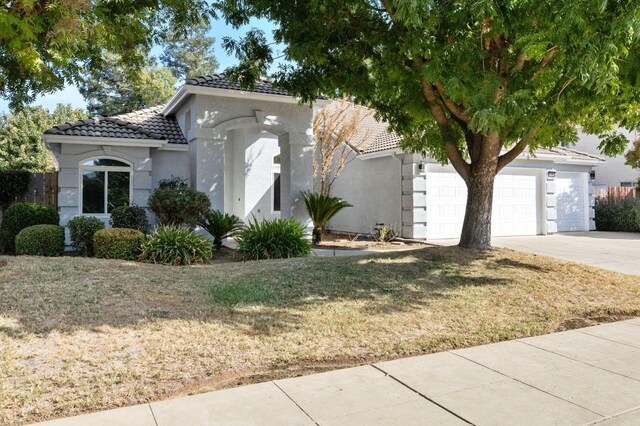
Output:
[237,217,311,260]
[140,225,212,266]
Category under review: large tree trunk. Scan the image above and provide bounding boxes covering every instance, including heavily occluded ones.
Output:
[458,166,497,249]
[457,133,501,250]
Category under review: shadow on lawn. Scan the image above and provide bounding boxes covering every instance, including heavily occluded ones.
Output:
[0,246,548,337]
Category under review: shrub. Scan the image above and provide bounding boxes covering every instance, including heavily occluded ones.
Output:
[148,177,210,226]
[0,202,59,254]
[94,228,144,260]
[200,210,244,250]
[0,170,31,209]
[15,224,65,256]
[68,216,105,256]
[237,217,311,260]
[594,198,640,232]
[110,205,149,232]
[140,225,212,265]
[301,191,352,244]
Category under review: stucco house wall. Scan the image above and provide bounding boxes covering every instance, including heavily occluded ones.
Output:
[327,154,402,235]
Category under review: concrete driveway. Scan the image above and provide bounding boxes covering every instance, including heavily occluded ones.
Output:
[434,231,640,275]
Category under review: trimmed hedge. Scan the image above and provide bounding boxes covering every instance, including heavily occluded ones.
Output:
[594,198,640,232]
[140,225,212,265]
[0,202,59,254]
[15,224,65,257]
[68,216,105,256]
[109,205,149,233]
[94,228,145,260]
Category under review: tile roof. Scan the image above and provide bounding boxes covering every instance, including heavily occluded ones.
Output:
[43,105,187,145]
[326,101,603,162]
[185,74,292,97]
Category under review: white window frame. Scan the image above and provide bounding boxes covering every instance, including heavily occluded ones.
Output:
[78,156,133,216]
[271,153,281,214]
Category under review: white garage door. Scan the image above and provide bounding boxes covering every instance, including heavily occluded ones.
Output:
[556,172,587,232]
[426,168,539,239]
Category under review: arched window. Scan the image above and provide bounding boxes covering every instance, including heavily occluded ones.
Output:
[80,158,132,214]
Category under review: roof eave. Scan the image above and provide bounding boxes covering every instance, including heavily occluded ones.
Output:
[162,85,331,116]
[43,134,167,148]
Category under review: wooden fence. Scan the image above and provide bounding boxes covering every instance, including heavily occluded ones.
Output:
[15,173,58,208]
[604,186,638,201]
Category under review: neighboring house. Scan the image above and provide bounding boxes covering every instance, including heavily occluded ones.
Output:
[43,75,327,239]
[573,129,640,192]
[325,104,604,240]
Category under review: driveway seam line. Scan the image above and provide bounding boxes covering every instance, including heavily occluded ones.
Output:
[449,351,605,418]
[271,381,319,426]
[147,404,159,426]
[370,364,474,425]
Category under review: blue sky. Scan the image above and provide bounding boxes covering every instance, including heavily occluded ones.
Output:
[0,18,281,115]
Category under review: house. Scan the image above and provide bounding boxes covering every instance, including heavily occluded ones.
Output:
[43,77,603,243]
[573,129,639,192]
[43,75,327,237]
[324,103,604,240]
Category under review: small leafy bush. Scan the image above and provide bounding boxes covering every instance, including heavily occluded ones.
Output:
[200,210,244,250]
[0,170,31,209]
[148,177,210,226]
[237,217,311,260]
[0,202,59,254]
[110,205,149,232]
[140,225,212,265]
[301,191,352,244]
[94,228,144,260]
[595,198,640,232]
[15,224,65,256]
[68,216,105,256]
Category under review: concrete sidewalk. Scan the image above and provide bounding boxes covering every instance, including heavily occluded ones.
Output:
[36,319,640,425]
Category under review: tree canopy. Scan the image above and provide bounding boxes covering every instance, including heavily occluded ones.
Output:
[161,19,219,80]
[0,104,86,172]
[0,0,209,109]
[216,0,640,248]
[78,52,177,117]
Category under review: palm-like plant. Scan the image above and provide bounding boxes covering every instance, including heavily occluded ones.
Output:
[200,210,244,250]
[301,191,352,244]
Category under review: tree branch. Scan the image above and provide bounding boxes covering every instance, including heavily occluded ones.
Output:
[497,126,540,172]
[435,81,470,124]
[420,77,471,182]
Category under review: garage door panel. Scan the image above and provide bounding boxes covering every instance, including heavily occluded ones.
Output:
[556,172,586,232]
[426,169,540,239]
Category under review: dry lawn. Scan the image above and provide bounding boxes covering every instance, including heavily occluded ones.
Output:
[1,246,639,425]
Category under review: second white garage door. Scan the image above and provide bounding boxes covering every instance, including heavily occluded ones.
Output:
[556,172,587,232]
[426,167,540,240]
